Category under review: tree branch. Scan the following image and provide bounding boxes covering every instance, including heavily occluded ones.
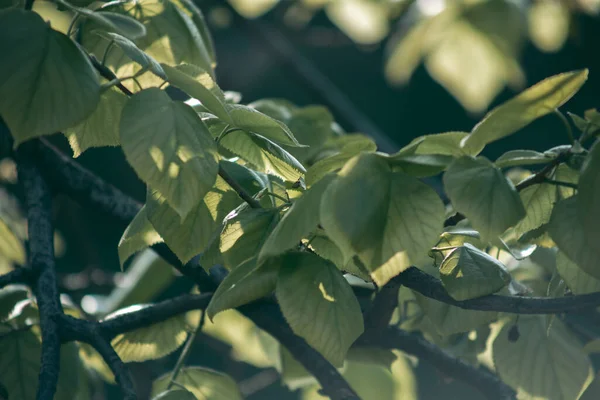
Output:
[0,267,30,290]
[357,327,516,400]
[394,267,600,314]
[23,137,360,400]
[16,146,64,400]
[362,283,399,335]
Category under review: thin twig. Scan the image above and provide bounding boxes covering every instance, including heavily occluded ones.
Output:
[218,164,262,209]
[0,268,30,290]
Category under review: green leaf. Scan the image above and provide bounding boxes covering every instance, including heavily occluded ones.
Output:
[461,70,588,154]
[439,244,510,301]
[57,0,146,40]
[554,163,579,199]
[388,154,454,177]
[152,389,197,400]
[0,9,100,145]
[227,104,302,147]
[549,196,600,279]
[120,88,219,220]
[219,130,305,182]
[513,183,556,238]
[578,140,600,243]
[259,174,335,260]
[219,207,279,270]
[493,317,593,400]
[495,150,554,168]
[556,251,600,295]
[146,176,241,264]
[81,0,214,90]
[0,329,84,400]
[413,292,498,335]
[305,134,377,186]
[443,156,525,241]
[95,31,167,80]
[275,252,364,366]
[397,132,469,157]
[65,86,127,157]
[0,217,25,265]
[284,106,335,163]
[118,205,163,266]
[206,257,279,319]
[152,366,242,400]
[106,304,194,362]
[79,343,115,384]
[161,63,230,123]
[96,12,148,39]
[171,0,216,68]
[321,153,445,286]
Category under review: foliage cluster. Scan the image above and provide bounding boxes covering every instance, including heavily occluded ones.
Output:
[1,1,600,400]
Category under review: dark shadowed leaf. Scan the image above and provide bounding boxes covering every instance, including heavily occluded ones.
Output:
[276,252,364,366]
[227,104,302,147]
[443,156,525,241]
[513,183,555,238]
[493,317,593,400]
[578,140,600,245]
[495,150,554,168]
[206,257,279,319]
[260,174,335,260]
[152,389,197,400]
[0,9,100,144]
[555,251,600,295]
[439,244,510,301]
[321,153,444,285]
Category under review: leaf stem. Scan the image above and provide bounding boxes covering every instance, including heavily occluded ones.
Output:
[167,312,206,389]
[554,109,575,144]
[543,178,578,190]
[218,165,262,209]
[66,14,81,38]
[265,191,290,204]
[101,40,116,66]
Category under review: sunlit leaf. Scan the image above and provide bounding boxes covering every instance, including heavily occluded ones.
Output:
[443,156,525,241]
[120,88,219,220]
[219,130,305,182]
[146,176,241,264]
[152,389,197,400]
[439,244,510,301]
[228,104,302,147]
[0,9,100,145]
[106,304,195,362]
[152,366,242,400]
[321,153,444,286]
[513,183,556,238]
[325,0,389,45]
[79,342,115,384]
[397,132,469,157]
[495,150,554,168]
[206,257,279,319]
[0,217,25,265]
[549,196,600,279]
[219,207,279,270]
[493,317,593,400]
[118,206,163,266]
[95,30,167,80]
[260,174,335,260]
[388,154,454,177]
[161,63,230,123]
[65,86,127,157]
[276,252,364,366]
[461,70,588,154]
[555,251,600,295]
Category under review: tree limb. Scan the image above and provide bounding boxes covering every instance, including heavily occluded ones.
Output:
[16,146,63,400]
[356,327,516,400]
[0,267,30,290]
[394,267,600,314]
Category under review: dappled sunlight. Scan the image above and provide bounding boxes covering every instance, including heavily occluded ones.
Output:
[326,0,390,45]
[149,145,165,171]
[168,162,180,178]
[416,0,446,16]
[228,0,279,18]
[177,145,194,163]
[318,282,336,302]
